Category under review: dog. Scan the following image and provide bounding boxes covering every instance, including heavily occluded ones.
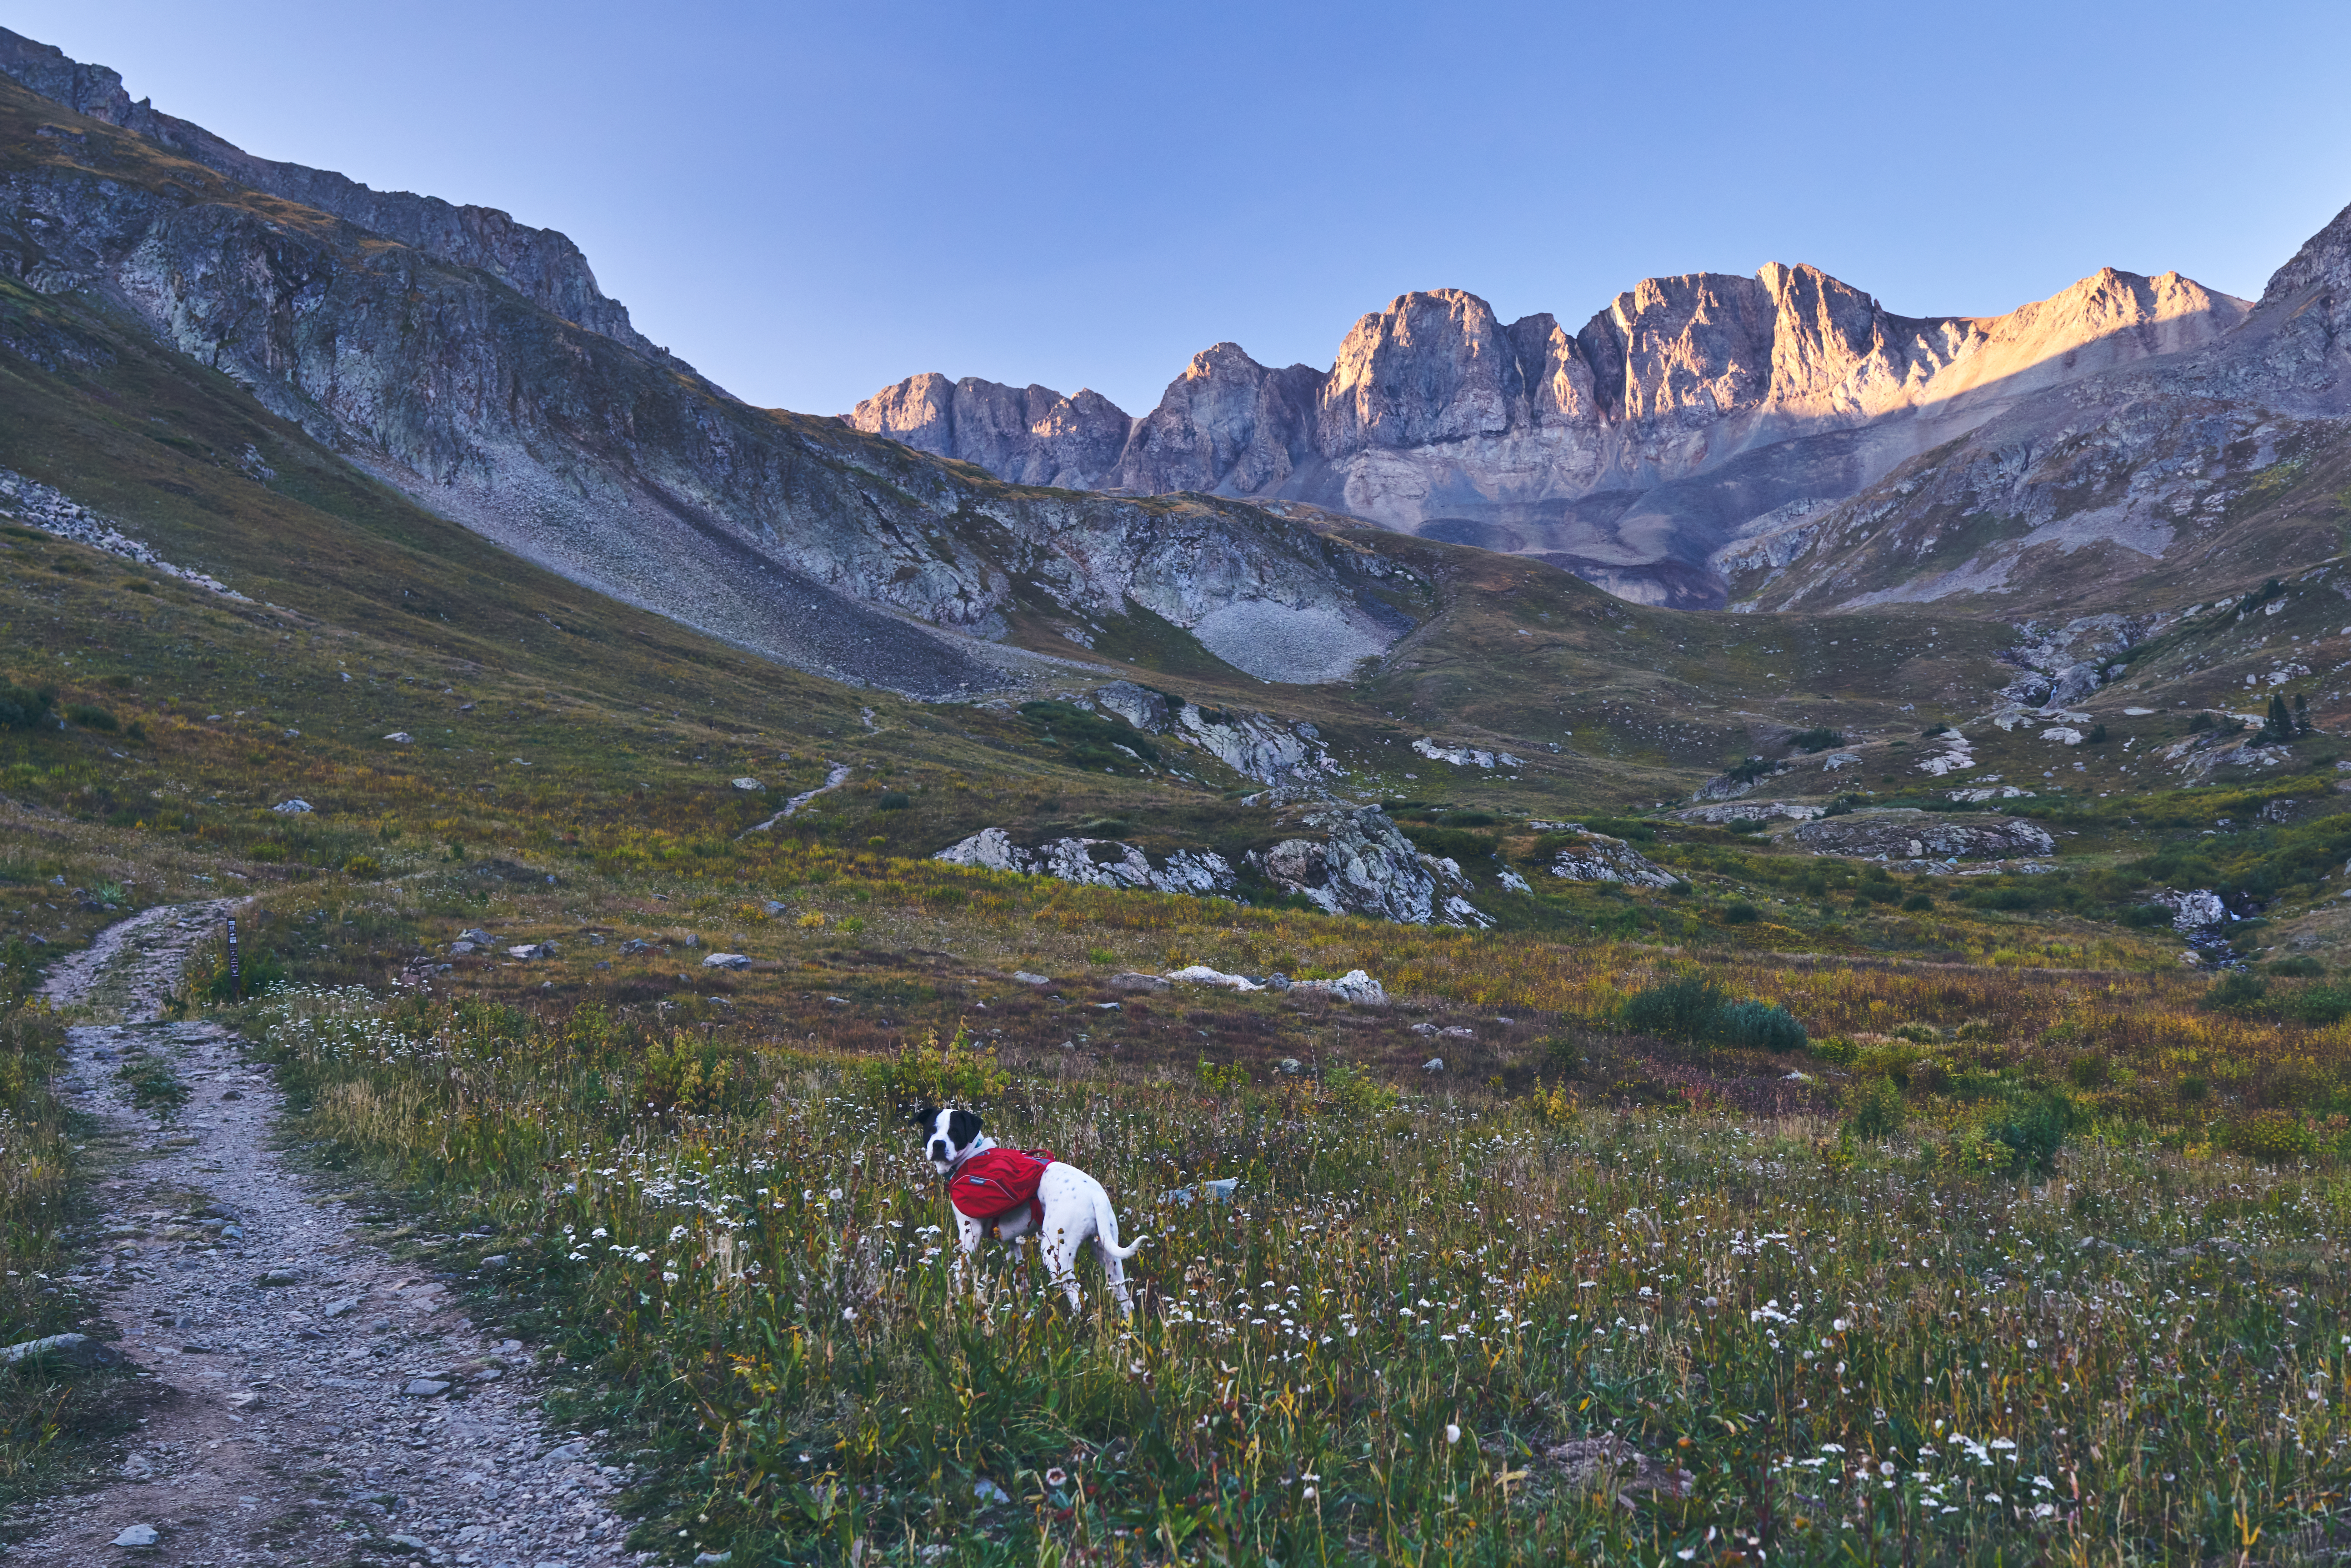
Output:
[914,1104,1144,1314]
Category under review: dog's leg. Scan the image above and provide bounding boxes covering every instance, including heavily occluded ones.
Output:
[1037,1221,1085,1312]
[1094,1234,1136,1316]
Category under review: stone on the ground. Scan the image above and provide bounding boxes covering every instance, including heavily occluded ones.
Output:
[701,952,751,970]
[731,776,762,790]
[1109,972,1167,991]
[111,1523,159,1547]
[1422,1057,1445,1073]
[1289,969,1386,1004]
[1,1332,122,1368]
[270,798,312,814]
[255,1267,300,1287]
[402,1377,452,1397]
[1276,1058,1304,1075]
[1012,970,1050,985]
[322,1295,358,1317]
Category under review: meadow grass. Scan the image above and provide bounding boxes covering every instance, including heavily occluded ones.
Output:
[247,982,2351,1565]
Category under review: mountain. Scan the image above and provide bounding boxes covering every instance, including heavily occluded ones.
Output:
[0,30,1410,694]
[1726,205,2351,616]
[854,265,2253,608]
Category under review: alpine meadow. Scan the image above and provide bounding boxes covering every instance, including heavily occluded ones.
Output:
[4,17,2351,1568]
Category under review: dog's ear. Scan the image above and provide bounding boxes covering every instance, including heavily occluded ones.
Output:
[907,1101,939,1130]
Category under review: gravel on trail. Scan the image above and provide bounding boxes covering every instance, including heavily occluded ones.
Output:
[11,904,652,1567]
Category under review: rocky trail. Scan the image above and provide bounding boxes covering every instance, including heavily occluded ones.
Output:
[7,906,648,1567]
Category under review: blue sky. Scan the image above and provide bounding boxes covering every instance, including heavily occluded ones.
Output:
[19,1,2351,417]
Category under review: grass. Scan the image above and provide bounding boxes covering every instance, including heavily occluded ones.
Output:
[241,980,2351,1565]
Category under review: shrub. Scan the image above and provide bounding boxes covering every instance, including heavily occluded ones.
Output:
[2203,971,2268,1011]
[0,681,56,730]
[342,855,382,878]
[1809,1035,1859,1067]
[1843,1079,1905,1141]
[863,1026,1009,1108]
[1322,1061,1397,1117]
[2220,1109,2316,1162]
[1900,893,1933,911]
[1890,1022,1941,1044]
[2275,983,2351,1025]
[2119,903,2171,928]
[1620,976,1729,1042]
[1979,1090,2071,1178]
[1716,999,1806,1053]
[2066,1052,2114,1089]
[1788,727,1844,753]
[63,703,118,731]
[876,792,911,811]
[2267,955,2326,977]
[1721,900,1760,924]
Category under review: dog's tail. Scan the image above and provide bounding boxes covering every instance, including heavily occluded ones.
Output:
[1093,1188,1146,1261]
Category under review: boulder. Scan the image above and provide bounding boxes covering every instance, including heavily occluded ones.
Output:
[270,798,312,814]
[1789,810,2056,861]
[701,953,751,970]
[1109,972,1169,992]
[1288,969,1386,1005]
[731,776,763,791]
[1166,965,1261,992]
[1549,832,1677,888]
[1675,801,1822,825]
[1251,807,1487,926]
[934,830,1237,897]
[1,1332,122,1369]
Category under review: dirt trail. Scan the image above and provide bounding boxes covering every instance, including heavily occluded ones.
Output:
[10,906,648,1567]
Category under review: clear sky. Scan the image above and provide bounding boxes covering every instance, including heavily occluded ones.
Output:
[16,1,2351,419]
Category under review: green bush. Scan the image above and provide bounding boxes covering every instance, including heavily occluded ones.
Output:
[1716,999,1806,1053]
[1788,727,1845,753]
[876,792,912,811]
[1809,1035,1859,1066]
[2203,971,2268,1011]
[0,681,55,730]
[1622,978,1805,1052]
[1842,1079,1905,1140]
[1980,1090,2071,1178]
[2275,983,2351,1025]
[1721,900,1760,924]
[2220,1109,2316,1162]
[62,703,117,732]
[1620,976,1730,1042]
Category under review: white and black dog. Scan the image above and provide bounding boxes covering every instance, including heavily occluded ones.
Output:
[914,1104,1144,1314]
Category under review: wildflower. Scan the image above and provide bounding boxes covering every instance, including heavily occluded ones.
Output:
[827,1187,844,1201]
[1880,1461,1895,1477]
[1044,1467,1068,1488]
[842,1306,857,1322]
[1445,1423,1462,1445]
[591,1227,607,1239]
[661,1271,680,1284]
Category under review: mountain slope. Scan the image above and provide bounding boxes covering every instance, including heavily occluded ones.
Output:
[854,264,2249,607]
[1730,202,2351,617]
[0,35,1410,695]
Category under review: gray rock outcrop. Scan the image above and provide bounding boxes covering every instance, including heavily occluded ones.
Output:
[1789,810,2056,861]
[1547,832,1678,888]
[1249,806,1489,927]
[934,829,1236,896]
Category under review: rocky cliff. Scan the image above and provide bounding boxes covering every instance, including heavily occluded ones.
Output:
[0,27,654,353]
[856,261,2251,608]
[1724,199,2351,617]
[0,35,1411,695]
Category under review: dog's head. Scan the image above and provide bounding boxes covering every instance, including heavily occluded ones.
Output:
[910,1103,989,1174]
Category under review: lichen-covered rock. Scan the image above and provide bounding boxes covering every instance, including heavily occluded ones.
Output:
[934,830,1235,896]
[1675,801,1822,825]
[1249,807,1487,927]
[1549,832,1677,888]
[1789,810,2056,860]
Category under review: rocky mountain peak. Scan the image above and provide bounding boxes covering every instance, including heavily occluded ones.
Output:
[2260,197,2351,307]
[0,26,652,353]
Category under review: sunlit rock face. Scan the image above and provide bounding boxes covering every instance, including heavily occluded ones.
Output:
[852,258,2252,609]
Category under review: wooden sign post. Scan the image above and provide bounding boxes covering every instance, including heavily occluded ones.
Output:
[226,917,241,1002]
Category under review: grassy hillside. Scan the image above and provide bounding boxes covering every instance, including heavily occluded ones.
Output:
[4,154,2351,1564]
